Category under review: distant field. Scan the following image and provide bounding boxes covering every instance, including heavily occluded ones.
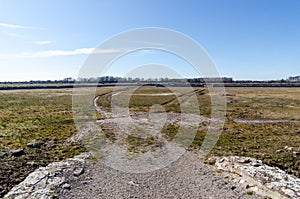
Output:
[225,87,300,120]
[0,86,299,196]
[96,86,211,115]
[96,86,300,120]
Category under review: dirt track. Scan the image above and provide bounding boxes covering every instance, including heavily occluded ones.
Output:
[61,89,258,198]
[59,151,258,199]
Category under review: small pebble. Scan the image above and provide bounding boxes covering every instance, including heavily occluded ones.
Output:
[73,167,84,176]
[62,183,71,190]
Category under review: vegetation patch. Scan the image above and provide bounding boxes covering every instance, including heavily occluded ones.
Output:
[0,89,85,197]
[161,123,180,141]
[193,121,300,178]
[126,133,161,153]
[102,129,117,142]
[225,87,300,120]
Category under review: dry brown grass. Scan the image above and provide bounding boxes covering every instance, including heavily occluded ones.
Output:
[225,87,300,120]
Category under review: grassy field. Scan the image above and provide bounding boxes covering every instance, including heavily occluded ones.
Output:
[0,86,299,196]
[0,89,85,197]
[96,86,211,115]
[225,87,300,120]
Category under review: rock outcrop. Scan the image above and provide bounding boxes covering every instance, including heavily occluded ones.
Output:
[4,153,91,199]
[209,156,300,199]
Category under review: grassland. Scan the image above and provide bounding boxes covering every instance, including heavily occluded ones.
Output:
[225,87,300,120]
[0,86,299,197]
[0,89,85,197]
[96,86,210,115]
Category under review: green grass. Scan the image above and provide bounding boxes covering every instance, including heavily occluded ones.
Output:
[0,89,85,197]
[214,121,300,177]
[126,134,160,153]
[246,191,253,195]
[161,123,180,141]
[102,129,117,142]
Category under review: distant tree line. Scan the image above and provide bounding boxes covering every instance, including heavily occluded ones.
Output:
[1,75,300,84]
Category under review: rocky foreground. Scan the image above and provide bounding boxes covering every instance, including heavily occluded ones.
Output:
[4,150,300,199]
[209,156,300,199]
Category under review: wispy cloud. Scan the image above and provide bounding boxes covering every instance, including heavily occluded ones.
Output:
[2,31,27,38]
[33,40,54,45]
[22,48,96,58]
[135,49,154,55]
[0,22,41,30]
[0,48,125,59]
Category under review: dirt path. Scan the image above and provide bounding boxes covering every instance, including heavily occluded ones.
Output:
[59,151,258,199]
[61,90,258,198]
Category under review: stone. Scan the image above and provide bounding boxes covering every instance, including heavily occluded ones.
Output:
[0,152,6,158]
[212,156,300,199]
[293,151,300,156]
[281,188,295,198]
[238,158,251,164]
[252,162,261,167]
[241,183,249,189]
[11,148,25,156]
[73,167,84,176]
[276,149,283,153]
[207,157,217,165]
[4,152,91,199]
[26,161,37,166]
[127,181,139,186]
[27,140,40,148]
[284,146,293,151]
[62,183,71,190]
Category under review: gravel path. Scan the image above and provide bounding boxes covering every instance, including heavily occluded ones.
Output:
[62,89,257,198]
[59,151,258,199]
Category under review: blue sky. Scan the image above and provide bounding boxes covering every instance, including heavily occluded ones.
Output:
[0,0,299,81]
